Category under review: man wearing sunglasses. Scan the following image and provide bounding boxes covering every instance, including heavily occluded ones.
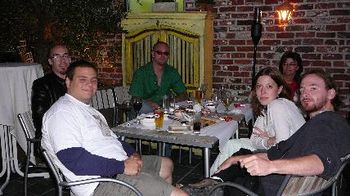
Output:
[31,44,71,158]
[129,41,187,114]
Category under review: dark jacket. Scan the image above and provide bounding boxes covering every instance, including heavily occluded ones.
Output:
[31,73,66,139]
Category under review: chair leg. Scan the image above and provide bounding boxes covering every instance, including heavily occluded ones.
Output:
[178,146,182,164]
[24,141,30,196]
[189,147,192,165]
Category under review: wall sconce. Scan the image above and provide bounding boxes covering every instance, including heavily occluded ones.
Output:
[276,1,294,24]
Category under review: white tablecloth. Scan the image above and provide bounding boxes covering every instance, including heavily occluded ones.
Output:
[122,117,238,151]
[0,62,44,154]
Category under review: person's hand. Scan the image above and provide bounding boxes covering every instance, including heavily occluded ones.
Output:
[267,136,276,147]
[124,156,143,176]
[146,100,160,111]
[252,127,269,138]
[215,155,250,174]
[239,153,272,176]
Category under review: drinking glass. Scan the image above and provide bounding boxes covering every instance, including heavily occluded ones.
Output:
[221,91,232,112]
[154,108,164,129]
[131,97,143,117]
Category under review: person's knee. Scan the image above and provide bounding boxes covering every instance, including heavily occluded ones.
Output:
[161,157,174,171]
[170,187,188,196]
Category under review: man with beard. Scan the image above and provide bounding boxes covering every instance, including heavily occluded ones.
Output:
[31,44,71,157]
[129,41,187,114]
[211,69,350,195]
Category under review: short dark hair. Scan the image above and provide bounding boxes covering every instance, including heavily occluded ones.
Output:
[251,67,292,116]
[152,41,169,51]
[301,69,342,111]
[279,51,303,82]
[66,60,98,80]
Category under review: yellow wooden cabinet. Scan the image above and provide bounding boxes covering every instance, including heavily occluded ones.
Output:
[121,12,213,97]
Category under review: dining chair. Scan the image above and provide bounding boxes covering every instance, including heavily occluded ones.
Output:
[42,150,142,196]
[208,153,350,196]
[17,111,50,196]
[91,87,118,127]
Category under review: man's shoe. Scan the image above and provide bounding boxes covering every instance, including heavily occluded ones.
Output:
[188,178,220,189]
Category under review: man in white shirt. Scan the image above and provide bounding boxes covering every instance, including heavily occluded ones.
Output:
[41,60,188,196]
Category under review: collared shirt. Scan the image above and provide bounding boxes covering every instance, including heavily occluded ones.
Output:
[129,62,186,105]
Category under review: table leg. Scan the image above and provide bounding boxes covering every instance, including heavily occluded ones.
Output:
[0,126,11,195]
[203,147,210,178]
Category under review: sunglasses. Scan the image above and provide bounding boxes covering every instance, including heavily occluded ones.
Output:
[154,50,170,56]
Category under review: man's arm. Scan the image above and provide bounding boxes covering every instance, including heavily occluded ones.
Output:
[240,153,324,176]
[31,80,51,137]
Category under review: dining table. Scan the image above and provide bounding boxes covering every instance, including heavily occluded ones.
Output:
[112,110,239,178]
[0,62,45,194]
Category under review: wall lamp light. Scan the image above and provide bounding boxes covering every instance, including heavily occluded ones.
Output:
[276,1,294,24]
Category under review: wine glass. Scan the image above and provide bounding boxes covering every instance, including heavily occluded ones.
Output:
[131,97,143,118]
[221,91,232,113]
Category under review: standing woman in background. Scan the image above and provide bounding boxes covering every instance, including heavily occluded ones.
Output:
[279,51,303,102]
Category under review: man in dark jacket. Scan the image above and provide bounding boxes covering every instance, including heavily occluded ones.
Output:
[31,45,71,156]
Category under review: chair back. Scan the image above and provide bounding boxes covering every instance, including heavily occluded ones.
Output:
[17,111,36,140]
[42,150,143,196]
[278,153,350,196]
[91,87,118,127]
[42,150,66,196]
[91,87,117,110]
[114,86,131,105]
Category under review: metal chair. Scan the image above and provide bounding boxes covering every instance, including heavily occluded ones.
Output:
[17,111,50,196]
[208,153,350,196]
[91,87,118,127]
[42,150,142,196]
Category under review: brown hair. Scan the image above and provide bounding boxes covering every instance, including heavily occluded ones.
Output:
[301,69,342,111]
[251,67,291,116]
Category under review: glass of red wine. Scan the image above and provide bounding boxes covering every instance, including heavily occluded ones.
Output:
[131,97,143,118]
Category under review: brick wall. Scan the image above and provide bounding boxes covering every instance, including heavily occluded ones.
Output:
[211,0,350,113]
[98,0,350,113]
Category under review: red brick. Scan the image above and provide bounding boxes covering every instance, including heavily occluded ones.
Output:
[294,18,314,24]
[265,0,279,4]
[216,71,233,77]
[231,53,246,58]
[220,46,237,51]
[262,40,281,45]
[339,47,350,53]
[296,4,314,10]
[316,46,337,53]
[296,32,315,37]
[315,3,336,9]
[219,6,236,12]
[295,46,315,53]
[302,54,321,60]
[325,40,338,45]
[231,13,250,18]
[282,39,302,45]
[229,40,245,45]
[326,24,346,31]
[307,61,331,67]
[316,32,336,38]
[333,74,350,81]
[237,46,254,51]
[323,54,343,60]
[285,25,305,31]
[337,18,350,23]
[235,60,251,64]
[333,61,345,67]
[231,0,245,5]
[277,33,295,38]
[233,71,250,77]
[237,6,254,12]
[338,32,350,38]
[218,59,234,64]
[329,10,350,16]
[303,39,323,45]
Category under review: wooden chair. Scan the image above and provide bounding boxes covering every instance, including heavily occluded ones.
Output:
[208,153,350,196]
[42,150,142,196]
[17,111,50,196]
